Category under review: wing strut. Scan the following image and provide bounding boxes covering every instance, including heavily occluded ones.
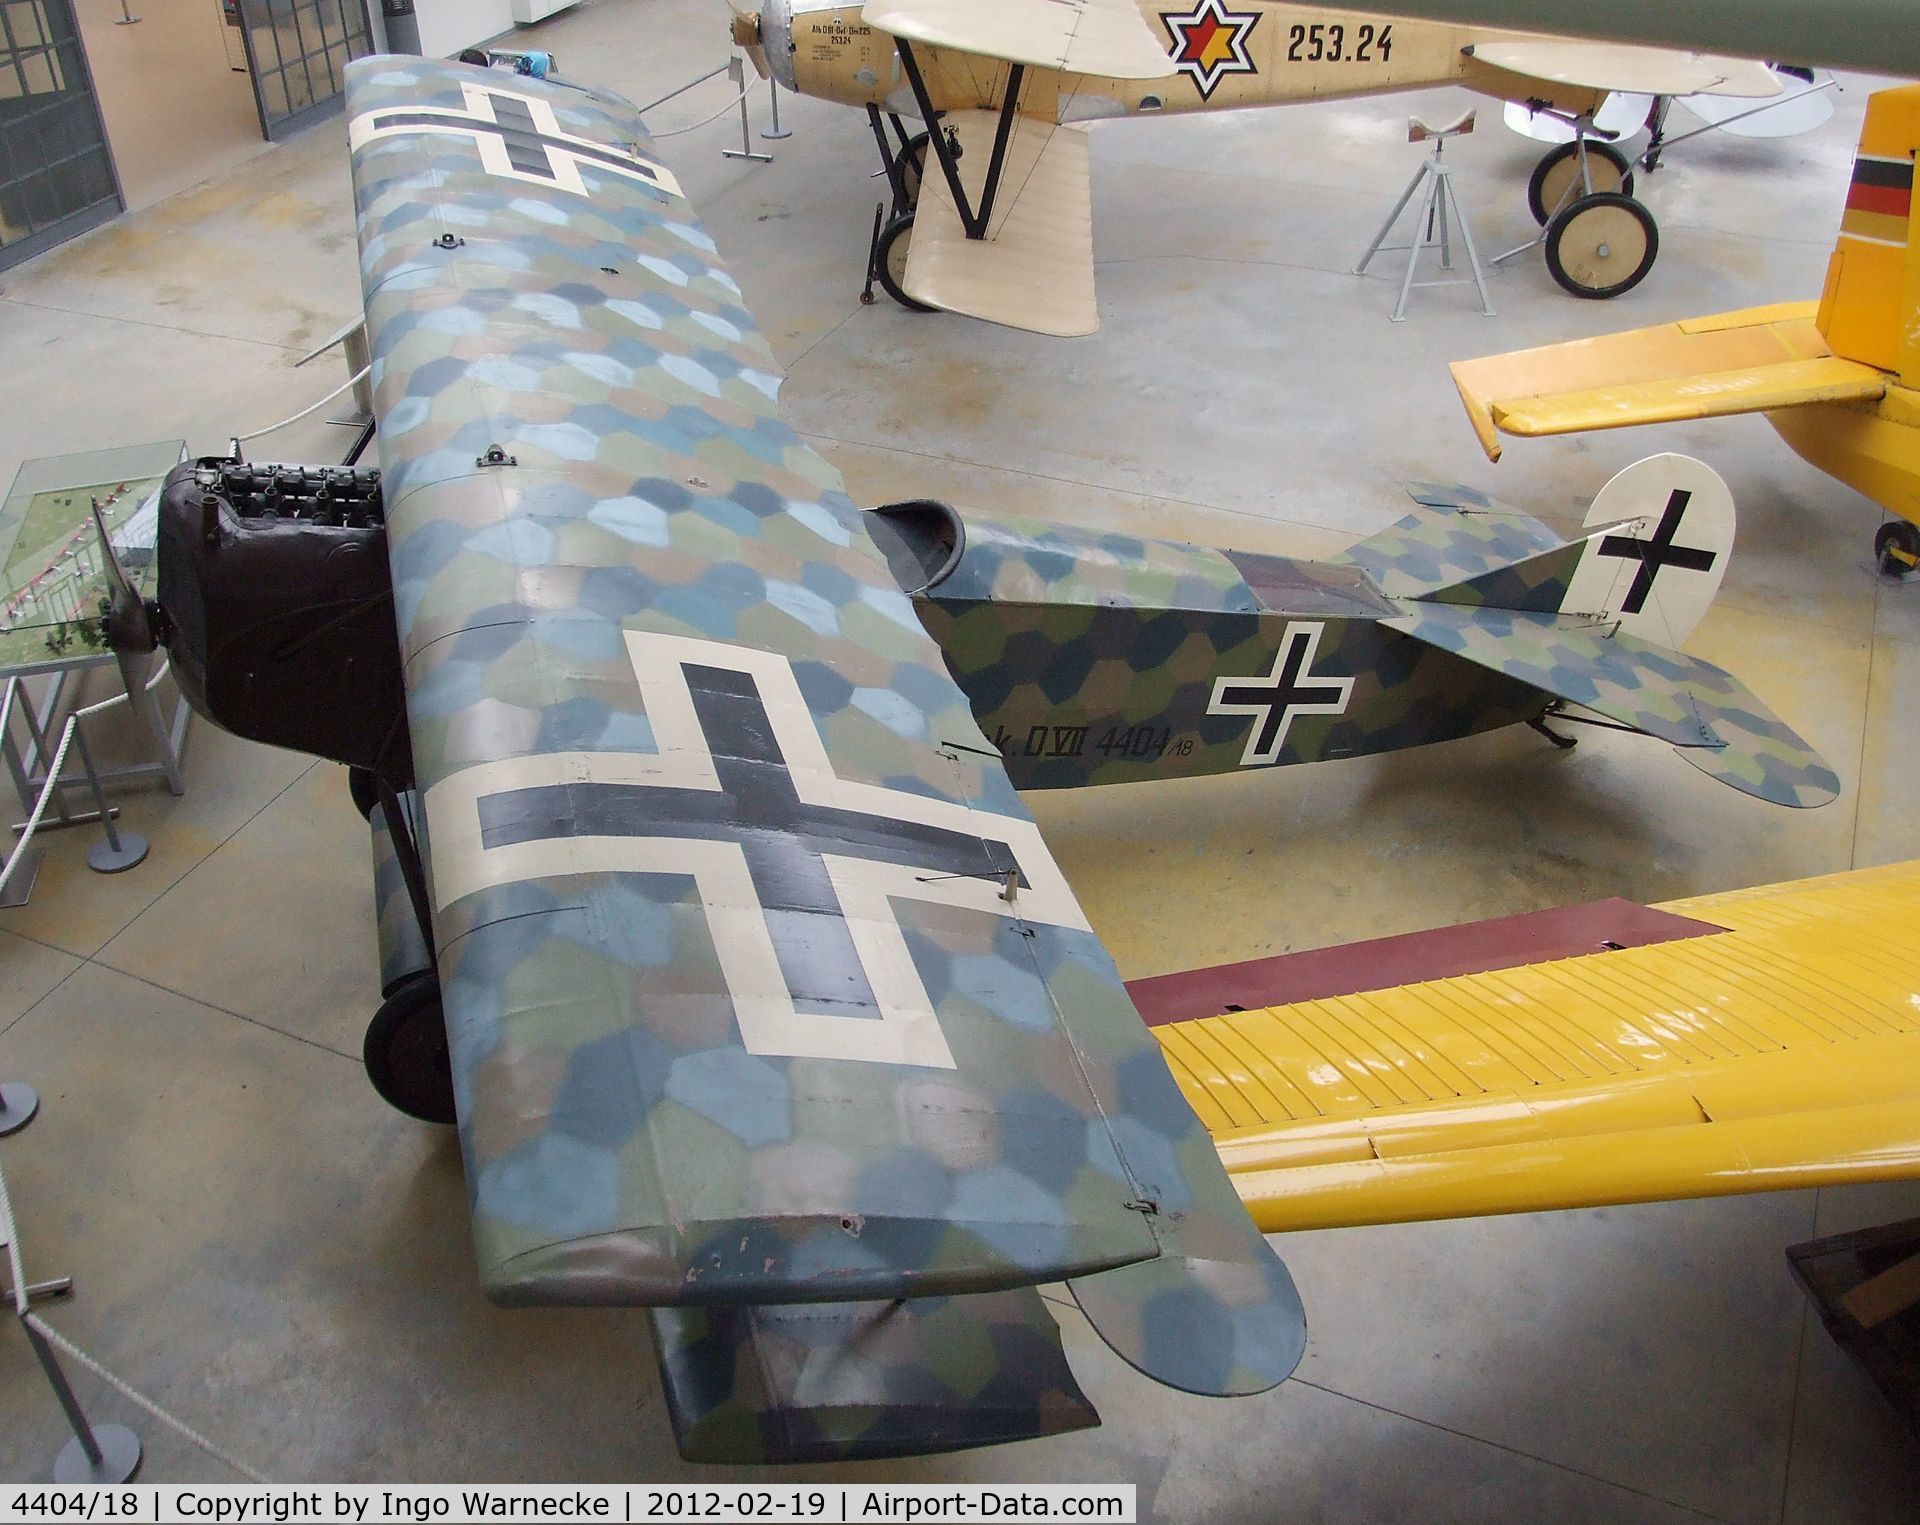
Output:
[896,40,1026,241]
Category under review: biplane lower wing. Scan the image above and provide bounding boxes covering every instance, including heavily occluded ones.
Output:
[1137,862,1920,1231]
[344,56,1302,1458]
[1464,39,1779,99]
[648,1288,1098,1464]
[1450,302,1887,461]
[903,112,1098,338]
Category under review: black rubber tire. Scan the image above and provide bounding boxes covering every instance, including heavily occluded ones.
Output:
[1544,193,1659,299]
[1527,139,1635,226]
[898,132,929,211]
[364,971,455,1124]
[347,766,381,821]
[1874,519,1920,577]
[875,213,935,312]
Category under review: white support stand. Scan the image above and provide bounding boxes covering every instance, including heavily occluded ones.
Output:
[1355,110,1494,322]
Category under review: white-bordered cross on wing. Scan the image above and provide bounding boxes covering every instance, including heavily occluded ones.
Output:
[348,81,682,200]
[424,632,1094,1071]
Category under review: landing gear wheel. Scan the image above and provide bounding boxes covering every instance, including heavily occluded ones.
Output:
[364,970,454,1124]
[347,766,380,821]
[1874,519,1920,577]
[874,213,934,312]
[897,131,929,211]
[1544,193,1658,299]
[1527,139,1635,226]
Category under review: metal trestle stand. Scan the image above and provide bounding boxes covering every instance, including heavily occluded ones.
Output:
[1355,110,1495,321]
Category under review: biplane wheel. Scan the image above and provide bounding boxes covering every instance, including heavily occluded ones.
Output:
[1874,519,1920,577]
[364,970,455,1124]
[1544,193,1658,299]
[347,766,380,820]
[875,214,935,312]
[898,132,929,210]
[1527,139,1635,226]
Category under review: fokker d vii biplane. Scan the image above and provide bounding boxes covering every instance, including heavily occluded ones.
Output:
[727,0,1782,329]
[1451,85,1920,577]
[95,57,1830,1464]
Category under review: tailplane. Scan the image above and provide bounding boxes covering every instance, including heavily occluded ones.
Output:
[1373,456,1835,809]
[1398,454,1734,650]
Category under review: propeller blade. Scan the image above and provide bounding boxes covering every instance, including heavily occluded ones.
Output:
[87,495,157,657]
[729,8,771,78]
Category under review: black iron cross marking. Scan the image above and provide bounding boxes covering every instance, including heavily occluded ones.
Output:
[1597,489,1717,616]
[1208,621,1355,768]
[476,665,1017,1025]
[349,84,679,200]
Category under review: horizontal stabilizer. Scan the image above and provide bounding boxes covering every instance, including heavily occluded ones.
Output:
[905,114,1097,336]
[862,0,1177,78]
[1386,601,1839,806]
[650,1290,1099,1463]
[1334,482,1565,598]
[1450,303,1885,460]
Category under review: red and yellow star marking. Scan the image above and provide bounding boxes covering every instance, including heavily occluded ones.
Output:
[1160,0,1261,102]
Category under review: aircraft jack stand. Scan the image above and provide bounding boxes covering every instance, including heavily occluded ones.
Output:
[1355,111,1494,321]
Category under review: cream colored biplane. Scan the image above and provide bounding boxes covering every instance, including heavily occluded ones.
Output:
[729,0,1780,332]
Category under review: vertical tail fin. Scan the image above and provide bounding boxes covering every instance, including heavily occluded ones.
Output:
[1419,455,1734,650]
[1816,85,1920,383]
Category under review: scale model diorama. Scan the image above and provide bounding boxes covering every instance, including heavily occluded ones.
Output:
[726,0,1790,328]
[61,48,1868,1468]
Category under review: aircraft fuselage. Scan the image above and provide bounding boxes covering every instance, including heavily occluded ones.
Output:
[770,2,1605,124]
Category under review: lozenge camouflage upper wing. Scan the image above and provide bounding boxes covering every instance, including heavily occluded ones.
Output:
[345,55,1300,1393]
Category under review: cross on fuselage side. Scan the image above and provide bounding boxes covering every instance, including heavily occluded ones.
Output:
[1597,488,1717,616]
[474,665,1016,1019]
[1209,621,1354,767]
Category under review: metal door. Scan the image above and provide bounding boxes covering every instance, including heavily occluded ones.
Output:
[235,0,372,142]
[0,0,119,272]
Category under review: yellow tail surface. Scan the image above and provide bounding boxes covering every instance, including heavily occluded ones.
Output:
[1817,84,1920,383]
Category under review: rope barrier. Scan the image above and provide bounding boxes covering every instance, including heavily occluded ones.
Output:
[2,1156,269,1482]
[21,1314,269,1483]
[651,82,752,138]
[234,366,372,445]
[0,718,75,900]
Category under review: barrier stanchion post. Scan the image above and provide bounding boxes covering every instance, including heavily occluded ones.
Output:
[0,1082,36,1136]
[761,78,793,141]
[69,721,146,874]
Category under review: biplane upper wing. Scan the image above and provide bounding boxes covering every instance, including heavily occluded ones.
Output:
[861,0,1178,78]
[1451,302,1888,461]
[344,56,1302,1456]
[903,113,1099,336]
[1133,861,1920,1231]
[1464,39,1780,99]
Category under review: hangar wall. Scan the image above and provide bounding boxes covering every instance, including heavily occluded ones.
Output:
[413,0,516,58]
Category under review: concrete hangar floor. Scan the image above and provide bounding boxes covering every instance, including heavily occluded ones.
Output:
[0,0,1917,1514]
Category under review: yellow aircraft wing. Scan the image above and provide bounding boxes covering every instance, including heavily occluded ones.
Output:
[1466,39,1780,99]
[1450,302,1888,460]
[861,0,1177,79]
[903,112,1098,337]
[1139,862,1920,1231]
